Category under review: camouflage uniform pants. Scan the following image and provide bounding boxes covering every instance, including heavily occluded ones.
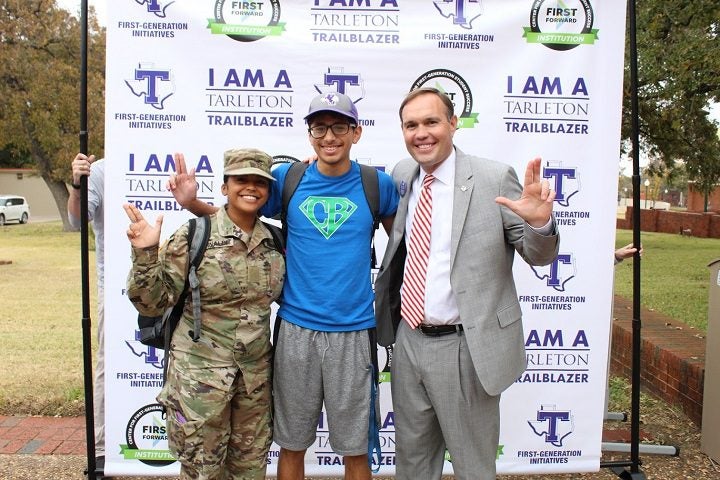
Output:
[160,355,272,479]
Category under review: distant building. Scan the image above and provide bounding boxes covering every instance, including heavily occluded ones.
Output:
[0,168,61,221]
[687,182,720,213]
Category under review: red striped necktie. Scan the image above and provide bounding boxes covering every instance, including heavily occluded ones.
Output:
[401,173,434,328]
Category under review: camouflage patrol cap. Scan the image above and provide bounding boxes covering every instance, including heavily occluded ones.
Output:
[223,148,275,181]
[304,92,359,124]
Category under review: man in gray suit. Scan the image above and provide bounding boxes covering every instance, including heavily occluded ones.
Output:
[374,87,560,479]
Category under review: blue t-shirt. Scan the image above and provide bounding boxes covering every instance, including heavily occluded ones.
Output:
[262,162,399,332]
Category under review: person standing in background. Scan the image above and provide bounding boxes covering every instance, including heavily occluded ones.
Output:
[68,153,106,474]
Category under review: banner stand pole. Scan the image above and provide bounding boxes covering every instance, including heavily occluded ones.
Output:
[78,1,97,479]
[601,0,645,477]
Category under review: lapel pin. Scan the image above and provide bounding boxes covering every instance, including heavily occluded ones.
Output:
[460,185,468,192]
[400,181,407,196]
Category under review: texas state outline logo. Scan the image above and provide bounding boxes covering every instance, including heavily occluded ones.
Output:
[314,67,366,106]
[528,404,574,447]
[125,338,165,370]
[531,253,576,292]
[432,0,484,29]
[125,63,175,110]
[544,161,580,208]
[134,0,174,18]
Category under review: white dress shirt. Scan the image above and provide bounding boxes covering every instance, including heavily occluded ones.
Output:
[403,150,460,325]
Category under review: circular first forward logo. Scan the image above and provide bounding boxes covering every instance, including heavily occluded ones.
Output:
[209,0,284,42]
[410,69,478,129]
[524,0,597,51]
[121,403,176,467]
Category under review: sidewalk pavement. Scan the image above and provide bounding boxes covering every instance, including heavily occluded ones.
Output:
[0,415,86,455]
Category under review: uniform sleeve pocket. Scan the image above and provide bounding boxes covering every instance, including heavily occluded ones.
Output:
[497,303,522,328]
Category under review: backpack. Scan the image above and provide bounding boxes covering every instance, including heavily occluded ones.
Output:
[280,161,381,266]
[136,215,285,382]
[136,215,210,351]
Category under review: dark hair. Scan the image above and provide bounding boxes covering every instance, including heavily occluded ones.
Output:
[398,87,455,122]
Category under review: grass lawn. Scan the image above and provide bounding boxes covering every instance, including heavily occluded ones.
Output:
[0,222,715,415]
[613,229,716,331]
[0,221,97,416]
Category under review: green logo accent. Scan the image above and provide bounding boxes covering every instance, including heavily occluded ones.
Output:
[299,197,357,239]
[207,19,286,37]
[523,27,599,45]
[457,113,479,129]
[379,371,392,383]
[444,444,503,461]
[119,444,176,461]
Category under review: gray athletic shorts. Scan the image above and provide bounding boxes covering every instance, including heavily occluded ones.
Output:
[273,320,372,456]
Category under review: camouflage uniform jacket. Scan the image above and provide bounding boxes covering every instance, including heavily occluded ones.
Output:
[127,208,285,394]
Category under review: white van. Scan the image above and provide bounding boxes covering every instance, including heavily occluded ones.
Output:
[0,195,30,225]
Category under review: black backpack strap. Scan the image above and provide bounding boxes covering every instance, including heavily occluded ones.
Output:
[188,215,211,342]
[358,164,381,268]
[366,327,382,471]
[162,217,197,383]
[261,220,286,256]
[359,164,380,227]
[280,162,309,241]
[260,219,286,348]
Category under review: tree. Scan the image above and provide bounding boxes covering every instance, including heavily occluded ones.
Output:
[0,146,31,168]
[0,1,105,230]
[622,0,720,199]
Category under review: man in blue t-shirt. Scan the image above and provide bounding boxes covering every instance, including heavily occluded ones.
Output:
[169,92,399,480]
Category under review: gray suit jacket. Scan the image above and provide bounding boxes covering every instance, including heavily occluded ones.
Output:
[374,148,560,396]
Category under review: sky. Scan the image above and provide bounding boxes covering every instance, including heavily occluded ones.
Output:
[56,0,107,25]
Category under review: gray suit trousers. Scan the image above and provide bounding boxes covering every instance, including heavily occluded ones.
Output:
[391,322,501,480]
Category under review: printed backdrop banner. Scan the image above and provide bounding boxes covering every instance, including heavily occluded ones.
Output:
[103,0,627,476]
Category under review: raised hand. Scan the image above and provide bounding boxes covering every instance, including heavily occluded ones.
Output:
[167,153,198,207]
[71,153,96,185]
[124,204,163,249]
[615,243,643,261]
[495,157,555,228]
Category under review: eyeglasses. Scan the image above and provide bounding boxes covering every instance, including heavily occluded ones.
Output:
[308,123,355,139]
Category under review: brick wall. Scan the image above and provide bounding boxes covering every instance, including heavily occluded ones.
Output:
[609,296,705,425]
[687,183,720,213]
[616,207,720,238]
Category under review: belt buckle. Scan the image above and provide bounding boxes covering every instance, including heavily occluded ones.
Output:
[418,324,462,337]
[419,325,436,336]
[420,324,450,336]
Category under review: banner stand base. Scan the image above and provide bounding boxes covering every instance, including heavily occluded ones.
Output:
[605,411,628,422]
[609,466,647,480]
[602,441,680,456]
[82,466,101,480]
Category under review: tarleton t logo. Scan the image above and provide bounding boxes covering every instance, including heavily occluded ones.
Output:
[299,197,357,239]
[543,165,579,207]
[134,68,170,105]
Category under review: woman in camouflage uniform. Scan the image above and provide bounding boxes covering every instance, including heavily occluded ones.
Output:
[125,148,285,479]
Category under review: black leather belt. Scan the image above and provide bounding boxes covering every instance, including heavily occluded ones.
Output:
[418,324,463,337]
